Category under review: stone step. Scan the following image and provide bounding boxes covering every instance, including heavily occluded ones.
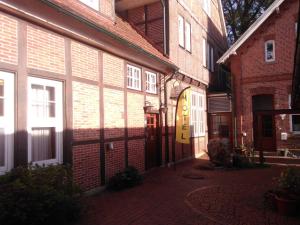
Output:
[254,156,300,165]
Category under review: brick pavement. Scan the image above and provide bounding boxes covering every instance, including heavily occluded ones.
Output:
[78,159,300,225]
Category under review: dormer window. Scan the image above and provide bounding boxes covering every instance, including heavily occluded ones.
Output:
[265,40,275,62]
[79,0,99,10]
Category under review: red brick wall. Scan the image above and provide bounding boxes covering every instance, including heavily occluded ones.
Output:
[0,14,17,65]
[128,139,145,173]
[230,0,300,150]
[73,144,101,191]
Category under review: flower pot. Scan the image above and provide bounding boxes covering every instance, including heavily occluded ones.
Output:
[275,195,299,216]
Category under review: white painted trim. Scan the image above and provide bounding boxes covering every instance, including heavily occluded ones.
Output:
[27,77,63,166]
[217,0,285,64]
[0,71,14,175]
[79,0,99,11]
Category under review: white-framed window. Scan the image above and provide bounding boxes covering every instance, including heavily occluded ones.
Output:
[0,71,14,175]
[289,94,300,133]
[265,40,275,62]
[202,38,207,67]
[210,46,214,72]
[146,71,157,94]
[28,77,63,166]
[202,38,214,71]
[203,0,211,17]
[79,0,99,10]
[190,92,205,137]
[127,65,141,91]
[178,15,185,48]
[185,21,191,52]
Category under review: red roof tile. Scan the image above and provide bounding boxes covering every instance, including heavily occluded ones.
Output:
[49,0,175,67]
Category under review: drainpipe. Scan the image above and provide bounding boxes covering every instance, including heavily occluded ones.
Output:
[164,72,177,164]
[160,0,169,56]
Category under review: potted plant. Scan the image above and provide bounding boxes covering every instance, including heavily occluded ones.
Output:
[275,167,300,216]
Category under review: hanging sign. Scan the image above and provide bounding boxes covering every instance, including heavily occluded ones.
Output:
[175,87,191,144]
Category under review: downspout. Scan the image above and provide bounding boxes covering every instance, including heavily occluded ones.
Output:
[160,0,168,56]
[164,72,177,164]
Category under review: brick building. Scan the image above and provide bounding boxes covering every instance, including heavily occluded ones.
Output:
[0,0,227,191]
[218,0,300,153]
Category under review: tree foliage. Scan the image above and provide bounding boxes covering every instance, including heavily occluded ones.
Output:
[222,0,275,44]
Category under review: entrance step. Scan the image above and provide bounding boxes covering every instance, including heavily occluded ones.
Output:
[253,156,300,165]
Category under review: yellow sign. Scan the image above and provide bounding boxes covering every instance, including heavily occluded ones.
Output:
[175,87,191,144]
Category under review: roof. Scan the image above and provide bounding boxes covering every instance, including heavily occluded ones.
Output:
[217,0,285,64]
[43,0,176,69]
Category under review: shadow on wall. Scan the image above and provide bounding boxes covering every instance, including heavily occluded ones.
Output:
[10,126,206,190]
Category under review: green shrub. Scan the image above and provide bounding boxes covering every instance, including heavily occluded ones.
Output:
[108,166,142,191]
[277,167,300,196]
[0,164,82,225]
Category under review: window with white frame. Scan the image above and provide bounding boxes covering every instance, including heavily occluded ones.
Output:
[203,38,214,71]
[210,46,214,72]
[0,71,14,174]
[202,38,207,67]
[28,77,63,166]
[185,21,191,52]
[289,94,300,133]
[79,0,99,10]
[190,92,205,137]
[203,0,211,17]
[146,71,157,94]
[178,15,185,48]
[127,65,141,90]
[265,40,275,62]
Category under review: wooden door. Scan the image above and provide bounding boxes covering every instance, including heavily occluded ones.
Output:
[145,113,159,170]
[252,95,276,151]
[253,114,276,151]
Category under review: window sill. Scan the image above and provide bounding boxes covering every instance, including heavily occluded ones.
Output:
[127,86,141,92]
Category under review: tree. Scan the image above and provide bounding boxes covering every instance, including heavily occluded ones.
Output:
[222,0,275,44]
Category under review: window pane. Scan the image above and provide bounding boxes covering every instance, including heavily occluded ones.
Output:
[0,80,4,97]
[178,16,184,47]
[32,127,56,162]
[0,128,4,167]
[202,38,206,67]
[47,102,56,118]
[46,86,55,101]
[292,115,300,132]
[185,22,191,51]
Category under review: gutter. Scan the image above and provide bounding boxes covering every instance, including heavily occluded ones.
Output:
[40,0,177,70]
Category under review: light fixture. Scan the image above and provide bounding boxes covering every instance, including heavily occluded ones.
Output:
[280,114,286,120]
[143,101,153,113]
[159,103,168,113]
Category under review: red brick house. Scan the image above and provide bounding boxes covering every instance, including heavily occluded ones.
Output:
[0,0,227,191]
[218,0,300,154]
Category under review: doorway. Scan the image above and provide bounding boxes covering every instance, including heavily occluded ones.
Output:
[252,95,276,151]
[145,113,160,170]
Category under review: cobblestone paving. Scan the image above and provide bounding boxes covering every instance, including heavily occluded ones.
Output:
[78,160,300,225]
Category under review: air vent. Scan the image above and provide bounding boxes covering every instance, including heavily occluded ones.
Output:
[208,97,231,113]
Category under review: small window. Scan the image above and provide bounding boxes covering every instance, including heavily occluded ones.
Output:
[203,0,211,17]
[127,65,141,91]
[79,0,99,10]
[265,40,275,62]
[185,21,191,52]
[28,77,63,165]
[146,71,157,94]
[190,92,205,137]
[178,15,185,47]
